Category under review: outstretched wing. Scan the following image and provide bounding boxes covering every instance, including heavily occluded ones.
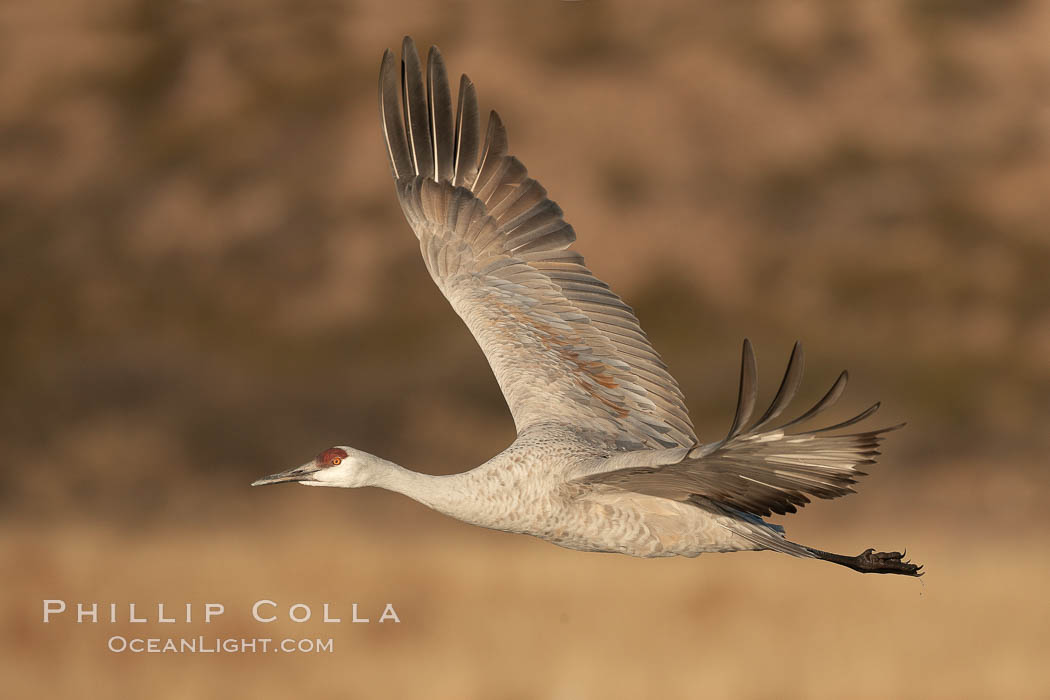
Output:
[379,37,696,449]
[575,340,901,516]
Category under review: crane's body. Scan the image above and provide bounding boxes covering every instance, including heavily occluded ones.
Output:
[252,37,922,577]
[264,424,777,558]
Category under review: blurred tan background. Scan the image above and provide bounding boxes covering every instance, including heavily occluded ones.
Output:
[2,0,1049,698]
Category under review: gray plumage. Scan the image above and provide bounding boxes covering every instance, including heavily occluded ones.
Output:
[253,37,922,577]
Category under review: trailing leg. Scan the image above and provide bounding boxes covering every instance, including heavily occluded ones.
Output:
[805,546,923,576]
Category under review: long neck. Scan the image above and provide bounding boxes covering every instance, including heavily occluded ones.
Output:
[370,460,480,523]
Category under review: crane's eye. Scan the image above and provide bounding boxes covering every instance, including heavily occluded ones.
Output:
[332,457,342,465]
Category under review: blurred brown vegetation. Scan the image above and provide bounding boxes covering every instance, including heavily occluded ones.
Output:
[2,0,1049,698]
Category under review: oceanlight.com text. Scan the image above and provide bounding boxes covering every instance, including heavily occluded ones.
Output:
[107,636,334,654]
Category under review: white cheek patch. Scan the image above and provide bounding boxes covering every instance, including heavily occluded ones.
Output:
[308,462,357,487]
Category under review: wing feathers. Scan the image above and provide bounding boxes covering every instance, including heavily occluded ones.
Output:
[577,342,900,516]
[724,339,758,442]
[380,37,696,448]
[472,111,508,192]
[379,50,412,179]
[775,370,848,432]
[400,37,433,179]
[519,249,584,265]
[749,340,803,433]
[475,146,521,204]
[512,225,575,255]
[427,47,455,183]
[453,75,481,187]
[492,180,549,223]
[806,402,884,434]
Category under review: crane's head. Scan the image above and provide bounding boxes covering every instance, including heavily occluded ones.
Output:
[251,446,377,489]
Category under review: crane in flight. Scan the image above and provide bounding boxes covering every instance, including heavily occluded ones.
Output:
[252,37,922,577]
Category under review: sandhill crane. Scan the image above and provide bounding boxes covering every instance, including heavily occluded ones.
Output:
[252,37,922,576]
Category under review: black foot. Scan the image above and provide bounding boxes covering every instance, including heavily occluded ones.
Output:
[808,546,924,577]
[853,548,923,576]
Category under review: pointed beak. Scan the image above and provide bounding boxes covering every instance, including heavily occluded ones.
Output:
[251,461,319,486]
